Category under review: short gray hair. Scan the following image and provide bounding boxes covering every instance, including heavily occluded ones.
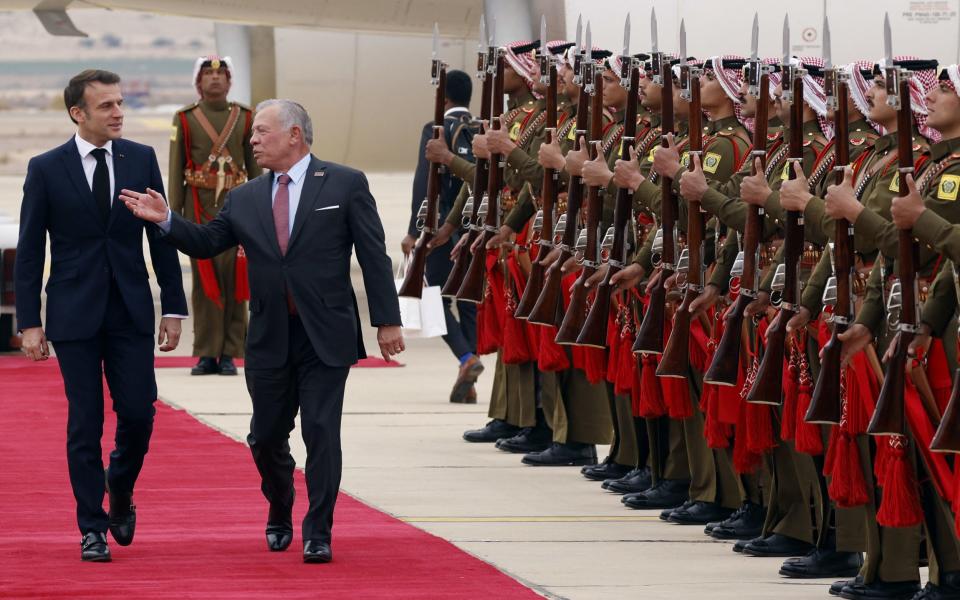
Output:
[256,98,313,146]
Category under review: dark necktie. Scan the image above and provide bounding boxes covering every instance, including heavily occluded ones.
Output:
[273,173,291,255]
[90,148,111,223]
[273,173,297,314]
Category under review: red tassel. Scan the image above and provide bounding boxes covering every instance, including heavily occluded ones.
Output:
[639,355,667,417]
[537,326,570,371]
[793,338,823,455]
[664,375,693,419]
[196,258,224,309]
[823,426,839,477]
[733,401,762,473]
[614,317,636,396]
[781,355,799,442]
[702,384,731,449]
[875,436,923,528]
[234,247,250,301]
[607,308,621,384]
[826,431,869,508]
[631,356,644,416]
[742,356,776,455]
[583,347,607,384]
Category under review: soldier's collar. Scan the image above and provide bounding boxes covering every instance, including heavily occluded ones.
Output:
[928,136,960,161]
[710,114,742,133]
[509,87,537,110]
[801,118,823,137]
[200,97,230,111]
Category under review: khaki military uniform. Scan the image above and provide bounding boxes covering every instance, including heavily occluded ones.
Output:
[169,98,261,358]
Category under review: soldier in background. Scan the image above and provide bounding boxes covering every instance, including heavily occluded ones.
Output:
[168,56,261,375]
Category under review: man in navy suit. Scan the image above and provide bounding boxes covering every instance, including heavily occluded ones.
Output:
[122,99,403,564]
[15,70,188,562]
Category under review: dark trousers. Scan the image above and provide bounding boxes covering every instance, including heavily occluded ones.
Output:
[244,316,350,544]
[53,281,157,535]
[426,238,476,358]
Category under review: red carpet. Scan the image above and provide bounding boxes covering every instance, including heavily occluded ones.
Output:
[0,357,538,599]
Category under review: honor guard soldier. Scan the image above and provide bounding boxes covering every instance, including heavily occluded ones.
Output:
[168,56,262,375]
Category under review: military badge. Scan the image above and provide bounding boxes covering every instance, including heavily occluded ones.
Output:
[938,175,960,201]
[702,152,722,174]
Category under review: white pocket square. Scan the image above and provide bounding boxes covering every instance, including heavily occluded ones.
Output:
[315,205,340,211]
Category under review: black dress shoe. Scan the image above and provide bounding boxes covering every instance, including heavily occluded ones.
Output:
[303,540,332,563]
[219,356,238,376]
[463,419,521,443]
[521,442,598,466]
[191,356,220,375]
[582,460,633,482]
[622,479,689,509]
[604,467,652,494]
[497,426,552,454]
[832,577,863,596]
[911,578,960,600]
[105,470,136,547]
[80,532,111,562]
[839,579,920,599]
[265,489,294,552]
[733,536,762,553]
[710,501,764,540]
[669,501,735,525]
[742,533,815,557]
[661,500,694,521]
[779,548,864,579]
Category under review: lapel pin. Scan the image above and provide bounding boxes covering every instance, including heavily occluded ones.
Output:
[314,171,325,177]
[118,153,124,159]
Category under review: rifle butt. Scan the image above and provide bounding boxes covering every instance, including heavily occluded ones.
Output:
[633,274,670,355]
[441,230,477,297]
[806,329,843,424]
[527,261,565,327]
[455,245,489,304]
[576,282,614,348]
[514,259,545,319]
[866,339,908,436]
[397,237,433,298]
[703,294,751,386]
[656,295,693,378]
[555,275,591,345]
[931,370,960,452]
[745,313,787,405]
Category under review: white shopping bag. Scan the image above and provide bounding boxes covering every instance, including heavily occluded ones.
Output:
[394,257,447,339]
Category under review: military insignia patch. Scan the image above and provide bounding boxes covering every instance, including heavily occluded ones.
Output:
[781,163,790,181]
[889,172,900,192]
[509,121,521,142]
[680,152,690,168]
[648,148,656,162]
[938,175,960,201]
[567,126,577,141]
[170,125,178,142]
[702,152,722,174]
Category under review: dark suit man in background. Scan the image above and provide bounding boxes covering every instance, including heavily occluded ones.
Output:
[16,69,188,562]
[121,98,404,564]
[400,69,481,404]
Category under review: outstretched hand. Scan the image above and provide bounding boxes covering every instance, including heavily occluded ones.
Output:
[120,188,169,223]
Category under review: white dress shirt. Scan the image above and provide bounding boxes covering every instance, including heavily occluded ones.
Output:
[74,132,115,201]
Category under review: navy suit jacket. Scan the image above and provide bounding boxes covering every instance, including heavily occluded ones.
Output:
[15,137,188,342]
[163,155,401,369]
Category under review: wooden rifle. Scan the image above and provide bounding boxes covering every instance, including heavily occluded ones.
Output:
[441,37,494,297]
[657,56,704,375]
[867,59,917,436]
[556,59,605,344]
[578,56,641,347]
[806,61,850,424]
[633,56,675,354]
[398,35,446,298]
[703,54,771,385]
[515,42,558,318]
[456,49,505,303]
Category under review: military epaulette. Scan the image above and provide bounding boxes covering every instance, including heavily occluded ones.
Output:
[767,131,783,141]
[231,101,253,112]
[850,136,868,146]
[914,143,923,152]
[176,101,200,114]
[803,140,813,147]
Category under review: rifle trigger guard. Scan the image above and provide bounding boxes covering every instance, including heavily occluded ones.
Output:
[898,323,919,334]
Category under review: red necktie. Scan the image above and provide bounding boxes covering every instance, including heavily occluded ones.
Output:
[273,174,297,314]
[273,173,291,255]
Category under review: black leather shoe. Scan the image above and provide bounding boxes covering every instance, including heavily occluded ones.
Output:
[661,500,694,521]
[710,501,764,540]
[832,577,863,596]
[303,540,332,564]
[910,577,960,600]
[265,489,294,552]
[497,426,552,454]
[622,479,689,509]
[733,536,762,553]
[463,419,521,443]
[839,579,920,599]
[80,532,111,562]
[742,533,815,558]
[219,356,238,376]
[779,548,863,579]
[521,442,597,466]
[191,356,220,375]
[582,460,633,482]
[604,467,652,494]
[105,470,136,547]
[669,501,734,525]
